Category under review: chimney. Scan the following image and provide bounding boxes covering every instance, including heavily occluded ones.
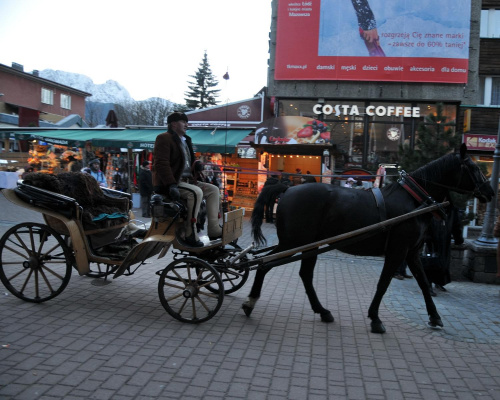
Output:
[32,70,39,76]
[11,62,24,72]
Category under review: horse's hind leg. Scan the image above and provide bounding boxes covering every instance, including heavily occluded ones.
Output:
[242,265,272,317]
[300,255,334,322]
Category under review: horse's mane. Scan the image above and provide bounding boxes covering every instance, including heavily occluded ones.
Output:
[409,152,459,183]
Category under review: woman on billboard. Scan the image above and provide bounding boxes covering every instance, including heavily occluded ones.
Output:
[351,0,386,56]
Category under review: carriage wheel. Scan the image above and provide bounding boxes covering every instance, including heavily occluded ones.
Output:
[158,257,224,323]
[206,266,249,295]
[0,222,72,302]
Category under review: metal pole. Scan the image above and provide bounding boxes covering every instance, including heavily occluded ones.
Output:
[127,148,133,196]
[475,117,500,245]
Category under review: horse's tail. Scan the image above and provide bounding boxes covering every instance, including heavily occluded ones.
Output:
[251,183,288,246]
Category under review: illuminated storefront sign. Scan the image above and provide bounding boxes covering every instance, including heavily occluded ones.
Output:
[275,0,471,83]
[464,134,497,151]
[313,104,420,117]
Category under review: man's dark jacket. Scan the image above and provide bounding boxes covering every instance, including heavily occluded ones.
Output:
[152,130,195,192]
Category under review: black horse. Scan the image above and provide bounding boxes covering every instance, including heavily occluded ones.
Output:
[244,144,493,333]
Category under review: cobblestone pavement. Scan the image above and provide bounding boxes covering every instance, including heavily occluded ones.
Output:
[0,192,499,399]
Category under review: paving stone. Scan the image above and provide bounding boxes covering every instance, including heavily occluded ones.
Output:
[0,198,500,399]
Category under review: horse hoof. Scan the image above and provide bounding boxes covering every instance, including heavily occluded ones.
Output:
[428,317,443,329]
[370,321,386,334]
[242,304,253,317]
[320,311,334,323]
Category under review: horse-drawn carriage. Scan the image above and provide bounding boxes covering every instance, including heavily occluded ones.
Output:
[0,145,494,333]
[0,171,250,323]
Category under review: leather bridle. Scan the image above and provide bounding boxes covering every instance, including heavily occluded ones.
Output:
[408,155,489,199]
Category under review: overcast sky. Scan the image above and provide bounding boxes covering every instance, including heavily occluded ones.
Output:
[0,0,271,104]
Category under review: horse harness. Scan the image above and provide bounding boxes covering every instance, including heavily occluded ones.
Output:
[419,154,489,199]
[369,171,446,252]
[371,187,387,222]
[369,187,392,252]
[397,171,446,219]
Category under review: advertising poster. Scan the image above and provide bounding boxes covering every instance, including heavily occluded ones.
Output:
[255,116,331,145]
[275,0,471,83]
[464,134,497,151]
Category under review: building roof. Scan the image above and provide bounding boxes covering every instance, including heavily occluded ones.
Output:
[0,63,92,97]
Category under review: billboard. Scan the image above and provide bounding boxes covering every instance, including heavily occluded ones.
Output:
[255,116,331,145]
[275,0,471,83]
[464,134,497,151]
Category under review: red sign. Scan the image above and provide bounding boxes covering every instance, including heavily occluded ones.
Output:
[275,0,471,83]
[464,134,497,151]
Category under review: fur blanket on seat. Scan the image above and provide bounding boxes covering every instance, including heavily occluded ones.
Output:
[22,172,129,227]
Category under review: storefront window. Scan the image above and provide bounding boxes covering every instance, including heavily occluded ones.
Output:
[325,118,364,168]
[367,122,410,167]
[278,100,319,118]
[417,103,457,122]
[276,99,458,171]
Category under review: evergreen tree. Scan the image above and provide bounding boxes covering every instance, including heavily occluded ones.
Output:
[185,51,220,109]
[399,103,461,172]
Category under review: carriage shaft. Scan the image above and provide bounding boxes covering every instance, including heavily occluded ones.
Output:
[244,202,449,271]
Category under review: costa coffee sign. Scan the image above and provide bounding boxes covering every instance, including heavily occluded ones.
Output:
[313,104,420,117]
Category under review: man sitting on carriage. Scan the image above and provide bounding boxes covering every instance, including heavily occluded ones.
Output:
[152,112,222,247]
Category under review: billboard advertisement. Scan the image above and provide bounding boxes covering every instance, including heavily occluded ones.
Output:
[255,116,331,145]
[275,0,471,83]
[464,134,497,151]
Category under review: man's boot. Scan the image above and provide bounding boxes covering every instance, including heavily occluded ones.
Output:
[184,222,204,247]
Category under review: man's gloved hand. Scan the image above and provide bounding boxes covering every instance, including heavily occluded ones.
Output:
[169,184,180,201]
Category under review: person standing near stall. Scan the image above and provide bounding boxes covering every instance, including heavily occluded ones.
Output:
[85,159,107,188]
[139,161,153,218]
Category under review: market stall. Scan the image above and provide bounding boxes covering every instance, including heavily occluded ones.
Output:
[0,127,254,200]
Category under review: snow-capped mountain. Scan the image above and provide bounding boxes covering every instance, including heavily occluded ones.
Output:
[39,69,133,103]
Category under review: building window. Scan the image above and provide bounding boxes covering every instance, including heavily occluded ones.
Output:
[479,76,500,106]
[277,99,457,170]
[41,88,53,105]
[60,94,71,110]
[480,9,500,38]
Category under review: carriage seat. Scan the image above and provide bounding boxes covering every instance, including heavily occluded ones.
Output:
[150,194,187,220]
[19,172,132,250]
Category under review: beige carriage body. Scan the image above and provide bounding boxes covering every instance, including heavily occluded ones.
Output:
[1,187,244,276]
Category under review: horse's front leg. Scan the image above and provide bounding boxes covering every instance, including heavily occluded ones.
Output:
[242,265,272,317]
[299,255,334,322]
[367,251,406,334]
[406,251,443,328]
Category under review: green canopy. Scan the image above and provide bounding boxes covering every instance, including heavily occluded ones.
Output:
[0,128,253,153]
[0,129,99,148]
[91,129,253,153]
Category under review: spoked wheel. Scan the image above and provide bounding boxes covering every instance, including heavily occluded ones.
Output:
[206,266,249,295]
[0,222,72,302]
[158,257,224,323]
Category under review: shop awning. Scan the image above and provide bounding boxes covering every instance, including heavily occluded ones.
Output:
[0,129,100,147]
[0,128,254,153]
[91,129,253,153]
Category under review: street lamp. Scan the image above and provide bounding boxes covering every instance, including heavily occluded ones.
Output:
[475,117,500,246]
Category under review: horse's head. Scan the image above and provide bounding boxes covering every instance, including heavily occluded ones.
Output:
[456,143,494,203]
